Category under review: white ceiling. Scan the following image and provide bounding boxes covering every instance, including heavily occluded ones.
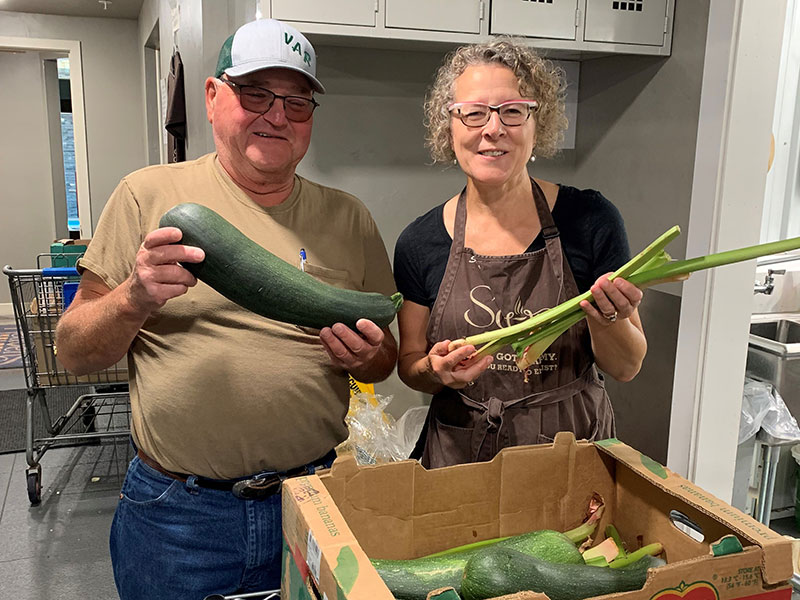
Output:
[0,0,144,20]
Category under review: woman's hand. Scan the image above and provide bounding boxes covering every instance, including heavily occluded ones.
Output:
[579,274,643,326]
[425,340,493,390]
[397,300,492,394]
[579,273,647,382]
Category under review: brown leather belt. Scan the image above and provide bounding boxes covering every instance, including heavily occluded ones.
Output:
[136,448,333,500]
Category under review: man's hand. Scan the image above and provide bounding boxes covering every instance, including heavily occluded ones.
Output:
[319,319,387,373]
[125,227,205,314]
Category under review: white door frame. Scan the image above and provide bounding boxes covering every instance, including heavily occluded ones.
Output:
[0,36,92,237]
[667,0,788,502]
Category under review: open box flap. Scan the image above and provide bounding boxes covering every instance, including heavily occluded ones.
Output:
[282,474,394,600]
[590,434,793,585]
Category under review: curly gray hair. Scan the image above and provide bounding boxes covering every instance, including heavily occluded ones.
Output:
[424,39,568,163]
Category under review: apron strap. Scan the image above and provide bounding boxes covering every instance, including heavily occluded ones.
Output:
[459,364,600,462]
[530,178,567,300]
[427,188,470,338]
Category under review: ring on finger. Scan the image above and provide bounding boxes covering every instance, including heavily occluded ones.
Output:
[602,311,618,323]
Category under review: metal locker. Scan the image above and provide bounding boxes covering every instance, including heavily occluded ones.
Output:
[386,0,482,34]
[271,0,377,27]
[490,0,580,40]
[584,0,670,47]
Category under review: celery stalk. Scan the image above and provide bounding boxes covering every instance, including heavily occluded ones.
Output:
[422,521,597,558]
[460,229,800,367]
[628,236,800,287]
[607,543,663,568]
[461,226,681,350]
[514,311,585,368]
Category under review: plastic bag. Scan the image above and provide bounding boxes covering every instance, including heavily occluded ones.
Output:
[394,405,428,459]
[741,377,800,446]
[740,378,773,444]
[336,393,428,465]
[759,383,800,445]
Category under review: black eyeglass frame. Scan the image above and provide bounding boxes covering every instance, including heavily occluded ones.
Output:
[447,100,540,128]
[219,78,320,122]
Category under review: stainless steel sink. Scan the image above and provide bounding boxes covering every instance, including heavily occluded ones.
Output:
[750,320,800,345]
[744,318,800,525]
[746,318,800,418]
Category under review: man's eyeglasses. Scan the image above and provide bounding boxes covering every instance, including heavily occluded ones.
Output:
[220,79,319,122]
[448,100,539,128]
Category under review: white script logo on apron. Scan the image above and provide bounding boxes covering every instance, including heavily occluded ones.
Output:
[463,285,559,376]
[463,285,536,329]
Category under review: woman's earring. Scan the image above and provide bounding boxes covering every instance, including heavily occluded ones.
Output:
[530,154,536,163]
[453,159,458,165]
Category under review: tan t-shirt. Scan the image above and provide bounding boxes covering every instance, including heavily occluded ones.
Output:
[78,153,396,478]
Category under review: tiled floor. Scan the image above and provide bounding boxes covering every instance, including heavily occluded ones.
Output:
[0,310,125,598]
[0,444,129,599]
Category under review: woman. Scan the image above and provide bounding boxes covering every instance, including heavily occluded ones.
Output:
[394,40,647,469]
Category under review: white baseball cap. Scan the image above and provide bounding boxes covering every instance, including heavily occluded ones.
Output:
[214,19,325,94]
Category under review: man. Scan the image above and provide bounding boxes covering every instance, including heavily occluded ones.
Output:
[55,18,397,599]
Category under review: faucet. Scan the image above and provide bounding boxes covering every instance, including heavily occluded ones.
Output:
[754,269,786,295]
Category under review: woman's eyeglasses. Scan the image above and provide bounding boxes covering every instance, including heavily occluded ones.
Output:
[220,79,319,122]
[448,100,539,127]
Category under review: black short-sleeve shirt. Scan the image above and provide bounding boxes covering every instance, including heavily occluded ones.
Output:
[393,185,631,310]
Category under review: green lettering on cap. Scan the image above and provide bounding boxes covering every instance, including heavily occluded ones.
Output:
[292,41,302,56]
[284,32,294,45]
[303,51,311,66]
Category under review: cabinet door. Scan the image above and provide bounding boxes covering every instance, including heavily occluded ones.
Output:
[490,0,579,40]
[584,0,669,46]
[271,0,377,27]
[385,0,481,34]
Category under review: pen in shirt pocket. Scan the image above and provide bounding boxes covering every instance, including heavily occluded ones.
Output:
[299,248,307,272]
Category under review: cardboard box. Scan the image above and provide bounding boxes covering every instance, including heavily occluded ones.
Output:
[281,432,794,600]
[50,239,90,268]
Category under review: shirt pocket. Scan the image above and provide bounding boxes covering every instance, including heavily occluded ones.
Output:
[303,262,357,290]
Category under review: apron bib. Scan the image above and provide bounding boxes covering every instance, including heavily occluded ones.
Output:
[421,179,614,469]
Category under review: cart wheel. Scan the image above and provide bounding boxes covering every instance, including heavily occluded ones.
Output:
[26,468,41,505]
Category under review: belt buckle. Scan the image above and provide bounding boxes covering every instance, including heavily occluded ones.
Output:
[232,474,282,500]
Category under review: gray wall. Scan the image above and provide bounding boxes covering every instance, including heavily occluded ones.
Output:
[0,11,146,236]
[0,51,58,302]
[570,0,711,462]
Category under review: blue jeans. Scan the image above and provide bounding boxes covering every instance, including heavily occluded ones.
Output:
[110,454,321,599]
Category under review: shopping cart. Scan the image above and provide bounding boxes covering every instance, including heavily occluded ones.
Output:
[4,255,131,505]
[203,590,279,600]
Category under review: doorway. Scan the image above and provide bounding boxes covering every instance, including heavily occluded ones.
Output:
[0,37,91,238]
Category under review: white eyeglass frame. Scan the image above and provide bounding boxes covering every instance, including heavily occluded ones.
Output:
[447,100,540,127]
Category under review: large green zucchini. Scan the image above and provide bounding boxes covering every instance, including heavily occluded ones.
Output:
[159,203,403,330]
[461,547,661,600]
[371,529,583,600]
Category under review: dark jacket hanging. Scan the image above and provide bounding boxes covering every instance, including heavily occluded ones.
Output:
[165,49,186,163]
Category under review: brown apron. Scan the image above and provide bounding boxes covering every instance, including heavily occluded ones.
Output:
[421,179,615,469]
